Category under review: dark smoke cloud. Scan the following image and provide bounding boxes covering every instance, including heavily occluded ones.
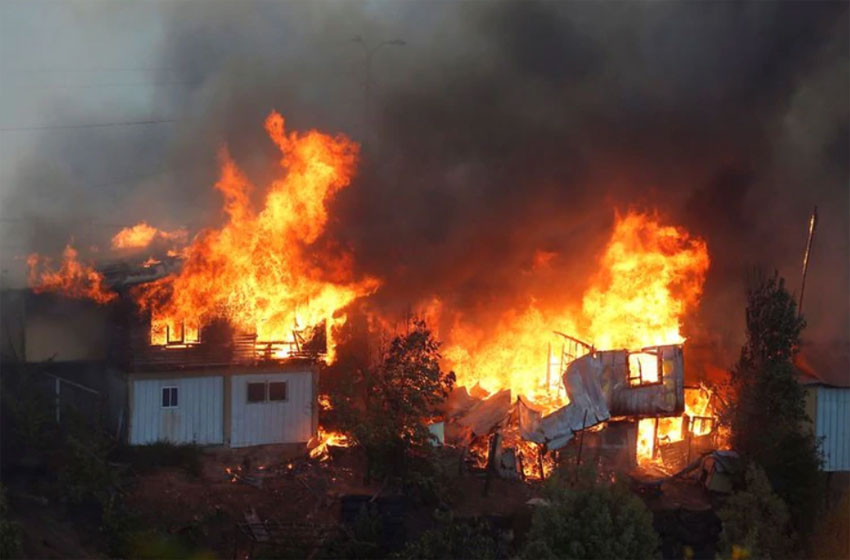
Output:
[3,2,848,373]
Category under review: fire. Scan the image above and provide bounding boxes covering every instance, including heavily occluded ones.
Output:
[309,428,351,460]
[582,211,709,350]
[132,111,379,358]
[637,384,721,465]
[440,210,710,412]
[27,244,116,304]
[111,221,187,250]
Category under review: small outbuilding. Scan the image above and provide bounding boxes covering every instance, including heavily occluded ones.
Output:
[128,365,318,448]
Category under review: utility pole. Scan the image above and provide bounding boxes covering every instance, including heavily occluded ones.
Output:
[798,205,818,315]
[351,36,405,132]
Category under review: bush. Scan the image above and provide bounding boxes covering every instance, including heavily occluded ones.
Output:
[717,463,792,559]
[521,472,659,560]
[397,514,503,560]
[0,485,23,560]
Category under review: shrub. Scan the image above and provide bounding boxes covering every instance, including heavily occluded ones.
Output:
[398,514,503,560]
[0,485,23,560]
[717,463,792,559]
[521,472,659,559]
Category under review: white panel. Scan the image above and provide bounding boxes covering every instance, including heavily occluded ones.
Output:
[230,371,315,448]
[815,386,850,472]
[129,376,224,445]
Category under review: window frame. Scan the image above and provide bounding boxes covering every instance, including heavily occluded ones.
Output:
[626,350,664,387]
[268,381,288,402]
[161,386,178,408]
[246,382,267,403]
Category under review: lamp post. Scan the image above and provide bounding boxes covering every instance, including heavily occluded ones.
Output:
[351,36,405,131]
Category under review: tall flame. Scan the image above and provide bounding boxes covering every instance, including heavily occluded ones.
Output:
[582,211,709,350]
[132,111,379,357]
[440,210,710,408]
[27,244,117,304]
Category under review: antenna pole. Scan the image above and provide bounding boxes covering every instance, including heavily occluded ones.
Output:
[799,206,818,315]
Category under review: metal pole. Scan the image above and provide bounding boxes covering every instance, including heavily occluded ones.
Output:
[799,205,818,315]
[55,377,61,424]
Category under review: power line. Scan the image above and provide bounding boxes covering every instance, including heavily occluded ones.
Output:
[0,118,179,132]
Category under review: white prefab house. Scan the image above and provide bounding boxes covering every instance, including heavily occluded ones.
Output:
[803,380,850,472]
[128,365,319,448]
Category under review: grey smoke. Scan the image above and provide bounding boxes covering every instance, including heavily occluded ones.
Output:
[1,1,847,371]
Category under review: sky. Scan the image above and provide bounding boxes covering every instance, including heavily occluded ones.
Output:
[1,1,847,373]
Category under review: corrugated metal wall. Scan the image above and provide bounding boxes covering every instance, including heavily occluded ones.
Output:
[230,371,314,448]
[129,376,224,445]
[815,386,850,472]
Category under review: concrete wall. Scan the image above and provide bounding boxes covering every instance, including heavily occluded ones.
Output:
[229,371,315,448]
[129,375,224,445]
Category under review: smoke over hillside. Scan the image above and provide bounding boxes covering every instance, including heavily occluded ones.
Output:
[2,2,847,370]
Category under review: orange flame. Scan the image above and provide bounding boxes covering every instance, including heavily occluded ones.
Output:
[309,428,351,460]
[440,210,710,412]
[132,112,379,358]
[27,244,116,304]
[637,384,721,465]
[111,221,187,250]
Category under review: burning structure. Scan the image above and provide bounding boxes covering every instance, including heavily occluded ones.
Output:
[15,110,726,466]
[11,112,380,449]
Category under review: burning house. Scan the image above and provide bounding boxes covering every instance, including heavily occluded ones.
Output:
[15,109,728,470]
[10,111,380,450]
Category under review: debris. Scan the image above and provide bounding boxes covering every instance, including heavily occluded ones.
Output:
[526,497,551,507]
[427,421,445,446]
[243,508,269,543]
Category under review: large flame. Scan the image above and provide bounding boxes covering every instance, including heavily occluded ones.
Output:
[582,211,709,350]
[27,244,117,304]
[132,111,379,357]
[440,211,710,411]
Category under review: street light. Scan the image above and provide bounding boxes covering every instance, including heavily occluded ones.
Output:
[351,36,406,129]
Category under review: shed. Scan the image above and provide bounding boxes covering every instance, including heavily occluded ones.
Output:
[802,378,850,472]
[798,343,850,473]
[128,364,319,448]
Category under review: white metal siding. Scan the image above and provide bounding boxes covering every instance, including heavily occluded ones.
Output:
[815,386,850,472]
[230,372,314,448]
[129,376,224,445]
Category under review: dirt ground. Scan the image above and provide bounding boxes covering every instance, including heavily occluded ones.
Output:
[124,443,539,558]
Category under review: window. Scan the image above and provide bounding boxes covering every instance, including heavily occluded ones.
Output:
[247,382,266,403]
[161,386,178,408]
[627,352,662,386]
[268,381,287,401]
[246,380,288,403]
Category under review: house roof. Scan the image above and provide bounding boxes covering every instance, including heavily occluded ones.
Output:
[795,339,850,388]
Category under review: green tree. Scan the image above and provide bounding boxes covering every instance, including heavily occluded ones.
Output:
[521,472,659,560]
[717,463,792,559]
[326,319,455,495]
[728,270,823,539]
